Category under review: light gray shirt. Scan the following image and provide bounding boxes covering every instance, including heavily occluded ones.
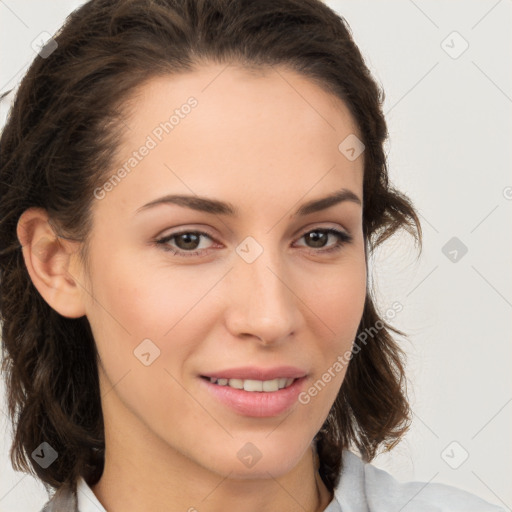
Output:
[40,450,505,511]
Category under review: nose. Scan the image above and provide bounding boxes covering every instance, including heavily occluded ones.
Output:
[224,244,302,346]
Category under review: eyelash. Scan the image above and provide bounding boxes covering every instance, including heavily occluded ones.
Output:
[154,227,352,258]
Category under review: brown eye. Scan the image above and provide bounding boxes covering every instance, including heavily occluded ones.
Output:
[296,228,352,253]
[155,230,215,256]
[173,232,202,250]
[304,230,329,248]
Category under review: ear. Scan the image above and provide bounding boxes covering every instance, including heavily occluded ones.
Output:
[16,207,87,318]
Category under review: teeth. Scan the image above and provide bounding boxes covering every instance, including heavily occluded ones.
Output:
[228,378,244,389]
[262,379,277,392]
[244,379,263,392]
[208,376,296,392]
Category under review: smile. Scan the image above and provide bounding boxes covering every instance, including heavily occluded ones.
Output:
[204,376,296,392]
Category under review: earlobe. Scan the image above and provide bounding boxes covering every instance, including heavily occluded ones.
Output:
[16,207,87,319]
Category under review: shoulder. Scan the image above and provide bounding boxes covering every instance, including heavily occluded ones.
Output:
[333,450,505,512]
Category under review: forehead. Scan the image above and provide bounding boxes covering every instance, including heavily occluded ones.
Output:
[100,64,364,217]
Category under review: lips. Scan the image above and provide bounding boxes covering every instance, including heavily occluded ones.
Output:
[198,365,309,417]
[200,365,307,381]
[200,373,308,417]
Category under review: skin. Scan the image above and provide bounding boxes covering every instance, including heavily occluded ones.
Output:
[17,64,366,512]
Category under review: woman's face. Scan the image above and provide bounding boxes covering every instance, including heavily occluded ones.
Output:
[77,64,366,480]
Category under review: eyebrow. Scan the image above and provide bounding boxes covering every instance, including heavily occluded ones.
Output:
[135,188,361,217]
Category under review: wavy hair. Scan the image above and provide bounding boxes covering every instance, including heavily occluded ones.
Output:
[0,0,422,497]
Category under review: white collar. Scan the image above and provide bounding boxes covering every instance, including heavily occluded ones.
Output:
[76,476,106,512]
[333,450,504,512]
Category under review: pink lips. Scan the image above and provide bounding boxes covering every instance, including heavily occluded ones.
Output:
[199,366,308,417]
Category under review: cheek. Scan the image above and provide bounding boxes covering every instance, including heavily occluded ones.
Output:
[296,262,366,418]
[89,248,210,332]
[304,253,366,394]
[85,256,224,383]
[84,259,209,424]
[307,253,367,336]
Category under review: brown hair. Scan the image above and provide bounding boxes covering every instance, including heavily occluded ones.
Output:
[0,0,421,497]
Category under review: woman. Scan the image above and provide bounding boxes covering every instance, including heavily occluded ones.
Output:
[0,0,504,511]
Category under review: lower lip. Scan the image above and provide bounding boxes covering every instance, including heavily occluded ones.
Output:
[200,376,307,417]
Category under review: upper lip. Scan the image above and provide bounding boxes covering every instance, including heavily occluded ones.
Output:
[201,366,308,381]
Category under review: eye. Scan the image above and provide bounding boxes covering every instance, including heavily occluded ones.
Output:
[294,228,352,254]
[155,230,215,257]
[154,227,352,258]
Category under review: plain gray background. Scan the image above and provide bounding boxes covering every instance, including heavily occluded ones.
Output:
[1,1,511,511]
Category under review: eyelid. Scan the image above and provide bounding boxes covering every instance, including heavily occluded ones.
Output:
[154,225,352,257]
[155,228,217,250]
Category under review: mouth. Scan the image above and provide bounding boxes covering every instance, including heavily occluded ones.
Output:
[200,375,298,392]
[199,374,308,417]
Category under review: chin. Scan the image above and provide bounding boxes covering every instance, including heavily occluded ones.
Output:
[197,436,310,480]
